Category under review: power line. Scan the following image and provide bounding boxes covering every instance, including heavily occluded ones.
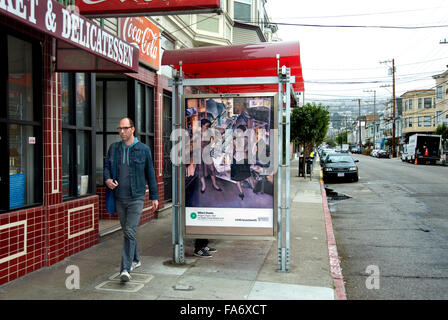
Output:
[306,60,448,71]
[272,6,448,20]
[271,21,448,30]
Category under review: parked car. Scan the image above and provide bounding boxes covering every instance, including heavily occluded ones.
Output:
[370,149,379,157]
[377,150,390,158]
[320,151,338,166]
[322,154,359,183]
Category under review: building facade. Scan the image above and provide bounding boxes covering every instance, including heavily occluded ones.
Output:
[400,90,436,139]
[433,70,448,127]
[0,0,277,286]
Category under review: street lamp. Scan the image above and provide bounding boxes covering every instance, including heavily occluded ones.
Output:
[364,89,376,149]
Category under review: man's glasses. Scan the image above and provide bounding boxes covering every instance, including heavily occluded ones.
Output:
[117,126,133,131]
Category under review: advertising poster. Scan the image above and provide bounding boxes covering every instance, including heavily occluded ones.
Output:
[184,94,277,237]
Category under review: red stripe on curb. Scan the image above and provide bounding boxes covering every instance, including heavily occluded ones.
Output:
[320,179,347,300]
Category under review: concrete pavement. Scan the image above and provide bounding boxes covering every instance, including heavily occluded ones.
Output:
[0,157,345,301]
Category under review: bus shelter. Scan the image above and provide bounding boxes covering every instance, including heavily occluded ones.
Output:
[161,41,304,272]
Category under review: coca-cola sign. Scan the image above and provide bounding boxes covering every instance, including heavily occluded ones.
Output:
[76,0,222,18]
[121,17,160,70]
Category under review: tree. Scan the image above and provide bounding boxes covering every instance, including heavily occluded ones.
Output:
[291,102,330,175]
[436,123,448,150]
[336,131,348,146]
[325,138,336,147]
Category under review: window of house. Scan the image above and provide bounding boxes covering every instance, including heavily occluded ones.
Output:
[408,99,413,110]
[408,117,413,127]
[61,73,94,198]
[418,117,423,127]
[424,116,432,127]
[1,34,43,212]
[179,15,191,25]
[405,100,408,111]
[418,98,422,109]
[436,86,443,100]
[197,14,219,33]
[436,111,442,125]
[424,98,432,108]
[234,0,252,22]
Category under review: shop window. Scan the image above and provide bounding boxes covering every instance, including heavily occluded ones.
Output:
[136,83,155,153]
[95,79,128,185]
[61,73,93,199]
[0,34,42,212]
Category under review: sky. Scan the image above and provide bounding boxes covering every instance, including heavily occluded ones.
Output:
[265,0,448,111]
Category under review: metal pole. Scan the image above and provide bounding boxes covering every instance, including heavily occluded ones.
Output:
[277,61,291,272]
[373,90,376,149]
[392,59,396,157]
[172,64,185,264]
[277,62,284,271]
[284,68,291,272]
[358,99,361,152]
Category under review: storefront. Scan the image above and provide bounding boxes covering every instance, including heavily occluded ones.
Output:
[0,1,169,285]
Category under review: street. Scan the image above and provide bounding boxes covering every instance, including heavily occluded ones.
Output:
[326,154,448,299]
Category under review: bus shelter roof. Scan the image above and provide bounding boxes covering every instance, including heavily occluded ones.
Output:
[161,41,304,93]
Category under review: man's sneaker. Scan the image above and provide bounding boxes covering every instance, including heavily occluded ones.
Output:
[194,249,213,258]
[120,270,131,282]
[130,261,141,272]
[204,246,217,253]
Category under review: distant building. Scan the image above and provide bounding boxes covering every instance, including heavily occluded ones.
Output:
[433,70,448,127]
[400,89,436,141]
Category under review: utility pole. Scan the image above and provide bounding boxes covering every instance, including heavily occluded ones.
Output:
[358,99,361,152]
[380,59,396,157]
[364,89,376,149]
[345,115,348,146]
[392,59,396,158]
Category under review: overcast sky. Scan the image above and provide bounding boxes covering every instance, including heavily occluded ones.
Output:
[265,0,448,109]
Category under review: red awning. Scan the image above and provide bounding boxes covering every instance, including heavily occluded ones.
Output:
[161,41,304,93]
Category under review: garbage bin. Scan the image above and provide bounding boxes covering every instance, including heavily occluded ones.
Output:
[298,156,304,176]
[306,157,313,174]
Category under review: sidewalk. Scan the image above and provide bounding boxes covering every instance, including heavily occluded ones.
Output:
[0,158,345,300]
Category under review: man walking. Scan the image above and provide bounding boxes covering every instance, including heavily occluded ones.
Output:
[104,117,159,282]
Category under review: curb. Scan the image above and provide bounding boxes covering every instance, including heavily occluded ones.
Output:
[319,177,347,300]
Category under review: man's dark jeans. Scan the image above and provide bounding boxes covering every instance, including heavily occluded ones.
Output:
[116,199,144,272]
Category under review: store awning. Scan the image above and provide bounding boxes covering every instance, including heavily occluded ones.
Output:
[161,41,304,93]
[1,0,139,73]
